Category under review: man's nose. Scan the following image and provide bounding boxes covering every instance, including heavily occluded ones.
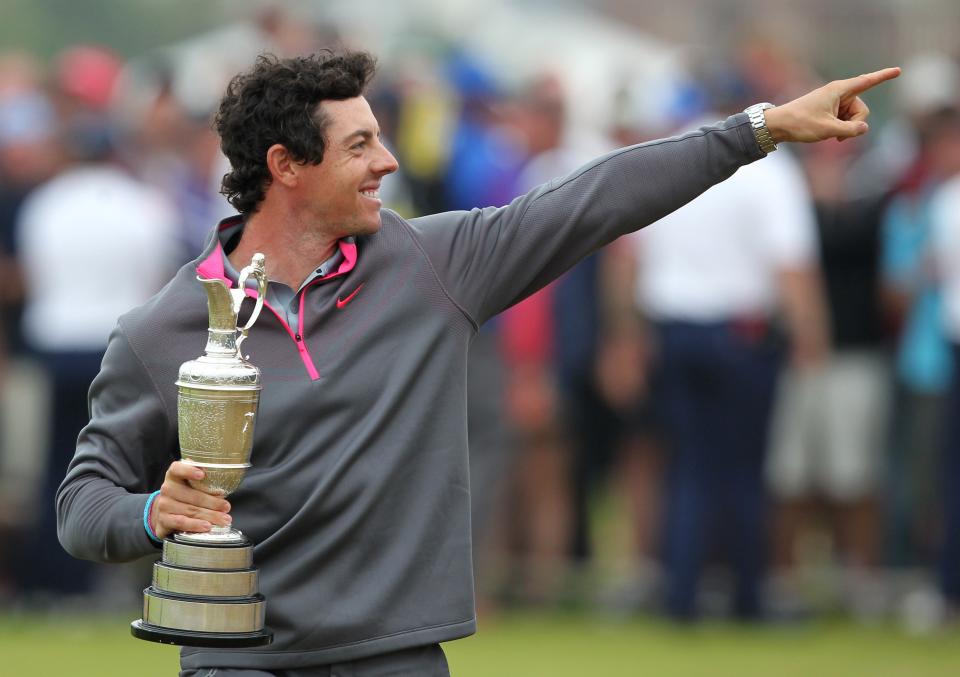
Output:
[374,142,399,175]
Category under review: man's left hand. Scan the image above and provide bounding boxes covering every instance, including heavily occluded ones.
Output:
[765,67,901,144]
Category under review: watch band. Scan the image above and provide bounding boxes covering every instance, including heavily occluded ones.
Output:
[745,102,777,154]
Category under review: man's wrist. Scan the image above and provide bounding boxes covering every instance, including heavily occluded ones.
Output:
[760,105,791,145]
[143,490,163,544]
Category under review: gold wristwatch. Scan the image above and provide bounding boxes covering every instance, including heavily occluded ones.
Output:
[744,102,777,154]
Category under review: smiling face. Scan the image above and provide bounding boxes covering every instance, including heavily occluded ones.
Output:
[294,96,399,237]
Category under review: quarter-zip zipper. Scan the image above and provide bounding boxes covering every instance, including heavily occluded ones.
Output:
[198,235,358,383]
[244,288,320,381]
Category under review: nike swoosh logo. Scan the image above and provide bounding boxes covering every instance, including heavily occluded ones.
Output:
[336,283,364,309]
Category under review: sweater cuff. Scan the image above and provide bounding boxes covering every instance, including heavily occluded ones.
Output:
[730,112,768,161]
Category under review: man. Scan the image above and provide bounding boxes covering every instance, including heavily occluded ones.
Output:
[56,50,898,675]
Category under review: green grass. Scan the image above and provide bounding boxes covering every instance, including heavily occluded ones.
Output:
[0,613,178,675]
[1,612,958,676]
[449,614,960,677]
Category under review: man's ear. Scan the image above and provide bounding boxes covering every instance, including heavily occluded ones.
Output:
[265,144,298,187]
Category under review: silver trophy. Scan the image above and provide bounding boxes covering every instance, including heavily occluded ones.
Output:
[132,254,274,647]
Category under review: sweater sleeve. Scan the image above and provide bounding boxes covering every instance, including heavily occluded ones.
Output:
[56,322,177,563]
[406,113,765,326]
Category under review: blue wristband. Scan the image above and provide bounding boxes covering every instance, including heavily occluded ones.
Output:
[143,490,162,544]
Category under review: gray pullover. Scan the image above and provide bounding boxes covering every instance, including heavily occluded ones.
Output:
[57,114,764,670]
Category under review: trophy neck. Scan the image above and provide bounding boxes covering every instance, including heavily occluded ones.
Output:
[204,328,241,359]
[201,277,240,332]
[198,277,243,359]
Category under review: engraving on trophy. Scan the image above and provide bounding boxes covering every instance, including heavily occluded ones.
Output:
[131,253,274,648]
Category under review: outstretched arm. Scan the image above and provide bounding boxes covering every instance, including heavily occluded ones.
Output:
[765,67,901,143]
[409,67,901,325]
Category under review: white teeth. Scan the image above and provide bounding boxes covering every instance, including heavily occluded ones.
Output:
[361,190,379,198]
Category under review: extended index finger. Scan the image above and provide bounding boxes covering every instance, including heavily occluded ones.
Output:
[838,67,902,97]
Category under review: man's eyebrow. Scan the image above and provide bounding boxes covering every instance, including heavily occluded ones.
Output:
[341,129,382,144]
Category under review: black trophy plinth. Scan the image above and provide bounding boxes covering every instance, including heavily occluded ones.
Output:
[132,537,273,648]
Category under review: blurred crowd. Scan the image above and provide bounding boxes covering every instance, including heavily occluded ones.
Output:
[1,5,959,633]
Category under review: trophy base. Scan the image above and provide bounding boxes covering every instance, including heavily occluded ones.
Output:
[131,619,273,648]
[132,537,271,648]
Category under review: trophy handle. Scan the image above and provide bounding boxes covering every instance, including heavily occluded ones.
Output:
[234,253,267,354]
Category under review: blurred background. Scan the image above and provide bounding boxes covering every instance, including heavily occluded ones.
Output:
[2,0,960,674]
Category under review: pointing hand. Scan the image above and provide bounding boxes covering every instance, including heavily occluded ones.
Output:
[764,67,902,144]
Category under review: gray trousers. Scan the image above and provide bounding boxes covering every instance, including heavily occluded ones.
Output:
[179,644,449,677]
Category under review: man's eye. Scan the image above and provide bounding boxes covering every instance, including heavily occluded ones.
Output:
[352,142,365,150]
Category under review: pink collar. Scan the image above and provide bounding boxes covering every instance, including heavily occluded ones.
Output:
[197,232,358,287]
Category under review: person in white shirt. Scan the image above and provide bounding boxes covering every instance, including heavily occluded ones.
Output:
[630,130,826,619]
[15,146,179,600]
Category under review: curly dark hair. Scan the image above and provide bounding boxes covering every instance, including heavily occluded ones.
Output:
[215,50,377,215]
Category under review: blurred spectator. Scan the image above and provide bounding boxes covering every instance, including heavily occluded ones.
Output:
[881,106,959,572]
[461,71,574,606]
[927,107,960,618]
[0,69,62,352]
[429,53,522,604]
[630,111,824,620]
[593,237,665,612]
[54,45,123,112]
[734,36,818,104]
[496,74,664,609]
[12,47,180,603]
[498,275,569,606]
[393,58,456,216]
[119,63,235,259]
[0,58,64,598]
[581,86,673,610]
[766,138,890,620]
[442,50,524,212]
[851,52,960,198]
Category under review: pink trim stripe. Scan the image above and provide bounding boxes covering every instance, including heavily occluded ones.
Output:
[295,337,320,380]
[241,286,321,381]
